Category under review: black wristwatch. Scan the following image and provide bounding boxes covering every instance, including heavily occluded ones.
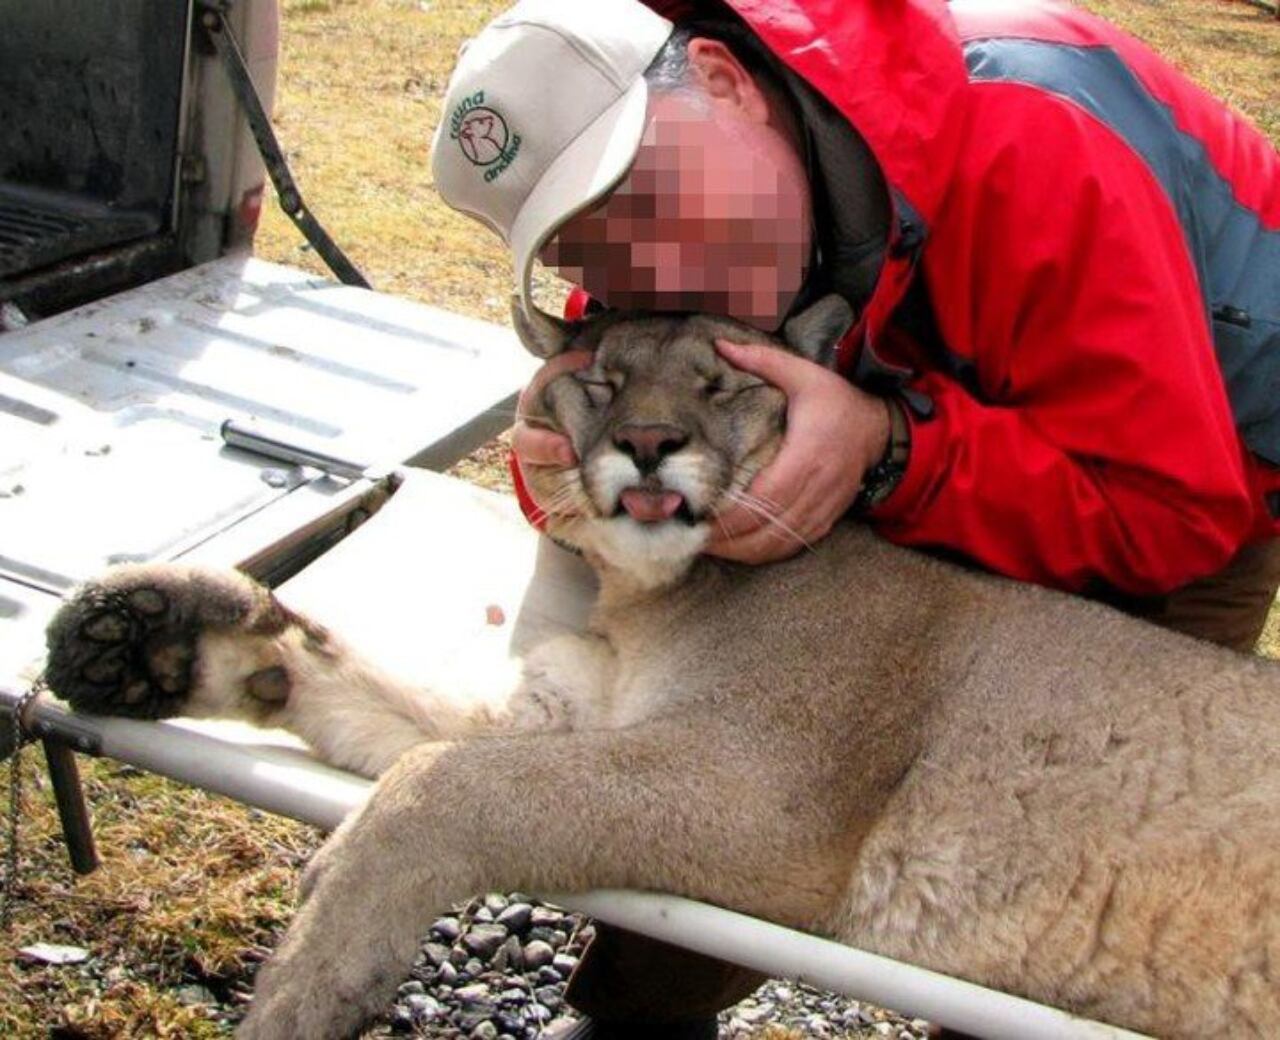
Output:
[853,395,911,515]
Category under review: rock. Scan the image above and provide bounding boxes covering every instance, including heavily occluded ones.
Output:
[474,906,495,924]
[455,982,492,1003]
[495,1010,525,1034]
[735,1002,772,1025]
[437,961,459,986]
[875,1023,896,1037]
[450,946,471,967]
[498,935,524,972]
[421,941,452,968]
[551,952,579,978]
[484,893,510,916]
[398,980,426,998]
[534,985,563,1012]
[463,923,510,960]
[465,957,486,977]
[523,940,556,969]
[430,917,462,942]
[526,926,565,948]
[496,902,533,932]
[529,906,563,928]
[389,1006,414,1033]
[17,943,89,966]
[472,1023,500,1040]
[457,1007,497,1031]
[534,964,561,985]
[772,986,793,1002]
[805,1014,831,1036]
[405,993,444,1023]
[175,984,216,1006]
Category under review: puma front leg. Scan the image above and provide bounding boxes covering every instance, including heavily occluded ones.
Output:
[238,718,844,1040]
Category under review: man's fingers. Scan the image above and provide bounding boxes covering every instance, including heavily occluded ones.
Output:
[514,349,594,470]
[706,475,823,562]
[706,498,765,549]
[715,338,820,395]
[516,349,595,420]
[705,511,809,563]
[512,424,576,469]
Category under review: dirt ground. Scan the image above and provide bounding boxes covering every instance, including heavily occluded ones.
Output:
[3,1,1278,1036]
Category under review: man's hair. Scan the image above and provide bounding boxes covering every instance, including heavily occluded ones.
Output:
[644,19,790,101]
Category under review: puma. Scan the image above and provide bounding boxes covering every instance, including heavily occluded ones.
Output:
[44,295,1280,1038]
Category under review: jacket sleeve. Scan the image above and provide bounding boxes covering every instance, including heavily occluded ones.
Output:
[870,84,1255,596]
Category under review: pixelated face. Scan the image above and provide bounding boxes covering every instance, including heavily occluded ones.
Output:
[540,90,812,332]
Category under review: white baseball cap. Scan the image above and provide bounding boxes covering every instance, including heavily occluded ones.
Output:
[430,0,674,343]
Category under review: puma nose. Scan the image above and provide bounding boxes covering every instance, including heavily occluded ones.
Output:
[613,424,689,473]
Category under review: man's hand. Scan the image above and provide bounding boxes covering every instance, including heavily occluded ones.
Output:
[512,350,595,517]
[705,339,891,564]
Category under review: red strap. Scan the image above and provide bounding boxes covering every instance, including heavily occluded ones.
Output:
[564,286,593,322]
[510,450,548,532]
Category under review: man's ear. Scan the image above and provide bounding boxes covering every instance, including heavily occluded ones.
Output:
[782,294,855,368]
[687,38,770,124]
[510,295,574,358]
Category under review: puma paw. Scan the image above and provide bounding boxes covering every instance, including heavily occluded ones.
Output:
[44,563,288,720]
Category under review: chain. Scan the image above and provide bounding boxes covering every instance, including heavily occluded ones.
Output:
[2,674,46,931]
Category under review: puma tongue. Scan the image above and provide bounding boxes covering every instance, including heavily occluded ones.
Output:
[619,489,684,523]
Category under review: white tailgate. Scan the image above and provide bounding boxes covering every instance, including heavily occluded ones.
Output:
[0,255,538,688]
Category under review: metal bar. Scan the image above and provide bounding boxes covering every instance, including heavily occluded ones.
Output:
[556,891,1149,1040]
[220,418,374,480]
[197,4,371,289]
[4,688,370,828]
[41,740,99,875]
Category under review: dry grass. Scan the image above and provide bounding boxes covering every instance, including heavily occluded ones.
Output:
[256,0,515,324]
[1082,0,1279,141]
[3,1,1278,1035]
[2,758,319,1038]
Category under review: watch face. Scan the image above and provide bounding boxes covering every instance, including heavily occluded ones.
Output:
[859,460,906,511]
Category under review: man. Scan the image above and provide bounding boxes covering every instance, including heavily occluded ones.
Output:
[431,0,1280,1034]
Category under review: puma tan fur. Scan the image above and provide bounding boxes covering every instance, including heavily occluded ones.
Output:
[44,296,1280,1038]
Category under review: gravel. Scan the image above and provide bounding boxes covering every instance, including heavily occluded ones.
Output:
[367,894,932,1039]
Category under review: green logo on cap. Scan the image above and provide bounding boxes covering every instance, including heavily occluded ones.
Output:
[450,90,521,183]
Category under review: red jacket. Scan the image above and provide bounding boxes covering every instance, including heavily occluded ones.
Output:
[515,0,1280,597]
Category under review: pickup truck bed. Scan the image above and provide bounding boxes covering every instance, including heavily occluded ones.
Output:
[1,254,538,690]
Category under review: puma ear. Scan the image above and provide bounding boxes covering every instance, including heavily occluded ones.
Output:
[782,294,855,368]
[510,295,573,358]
